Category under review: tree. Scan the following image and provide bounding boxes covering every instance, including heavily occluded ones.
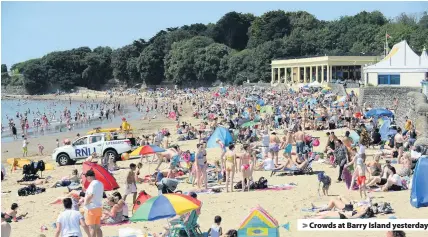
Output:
[111,44,139,84]
[419,11,428,29]
[286,11,319,31]
[22,60,48,94]
[214,12,255,50]
[164,36,214,84]
[1,64,7,73]
[247,10,291,48]
[194,43,232,83]
[137,44,165,85]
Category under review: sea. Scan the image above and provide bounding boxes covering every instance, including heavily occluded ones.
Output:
[1,99,142,142]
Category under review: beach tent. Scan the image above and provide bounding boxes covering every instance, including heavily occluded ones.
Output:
[379,118,391,141]
[411,156,428,208]
[238,206,279,237]
[207,127,233,148]
[81,162,119,191]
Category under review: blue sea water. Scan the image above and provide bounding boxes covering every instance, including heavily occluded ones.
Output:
[1,99,141,142]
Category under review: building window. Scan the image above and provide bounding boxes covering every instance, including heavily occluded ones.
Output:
[378,74,400,85]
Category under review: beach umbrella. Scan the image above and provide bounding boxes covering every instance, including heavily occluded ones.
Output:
[241,121,258,128]
[130,145,166,157]
[130,194,201,222]
[365,108,394,118]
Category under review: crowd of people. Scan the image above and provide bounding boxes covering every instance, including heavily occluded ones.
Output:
[2,85,426,237]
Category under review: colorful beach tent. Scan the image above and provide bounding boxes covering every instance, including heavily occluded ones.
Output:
[349,131,360,145]
[133,191,152,213]
[238,206,279,237]
[207,127,233,148]
[81,162,119,191]
[410,156,428,208]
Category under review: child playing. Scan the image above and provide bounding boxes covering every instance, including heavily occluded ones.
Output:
[55,139,59,148]
[38,144,44,155]
[124,163,137,204]
[317,172,331,196]
[355,157,370,199]
[22,138,28,157]
[207,216,223,237]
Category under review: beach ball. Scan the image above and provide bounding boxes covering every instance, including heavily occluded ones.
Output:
[121,153,130,161]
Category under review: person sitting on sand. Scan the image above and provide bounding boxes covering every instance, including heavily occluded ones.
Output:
[101,196,124,224]
[111,192,129,220]
[366,160,394,188]
[5,203,28,222]
[51,169,80,188]
[308,206,371,219]
[397,152,412,177]
[381,167,403,192]
[366,154,382,176]
[274,154,313,171]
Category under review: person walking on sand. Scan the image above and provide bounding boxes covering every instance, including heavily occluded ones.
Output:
[55,198,90,237]
[22,138,28,157]
[123,163,137,204]
[83,170,104,237]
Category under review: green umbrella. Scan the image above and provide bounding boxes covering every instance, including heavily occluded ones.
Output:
[241,121,258,128]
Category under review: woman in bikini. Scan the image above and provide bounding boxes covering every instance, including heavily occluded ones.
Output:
[237,144,254,192]
[224,144,237,193]
[195,143,208,190]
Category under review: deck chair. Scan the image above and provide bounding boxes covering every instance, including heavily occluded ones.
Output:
[270,158,314,177]
[170,210,202,237]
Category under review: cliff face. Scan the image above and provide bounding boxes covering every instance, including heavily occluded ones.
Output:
[359,86,428,146]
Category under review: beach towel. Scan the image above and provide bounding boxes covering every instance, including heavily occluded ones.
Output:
[101,220,130,226]
[342,167,359,190]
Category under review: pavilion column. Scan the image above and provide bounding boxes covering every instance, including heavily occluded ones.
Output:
[321,65,325,82]
[276,68,280,84]
[330,65,333,81]
[310,66,313,82]
[316,65,319,82]
[303,67,307,83]
[327,65,330,82]
[271,67,274,84]
[291,67,294,84]
[297,67,301,83]
[283,67,286,84]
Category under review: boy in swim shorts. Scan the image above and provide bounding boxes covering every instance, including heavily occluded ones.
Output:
[317,172,331,196]
[355,158,369,199]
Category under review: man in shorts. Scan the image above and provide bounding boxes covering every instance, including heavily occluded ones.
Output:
[83,170,104,237]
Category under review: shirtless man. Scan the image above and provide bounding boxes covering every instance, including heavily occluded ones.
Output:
[154,146,179,171]
[394,128,405,159]
[294,127,306,160]
[269,132,281,165]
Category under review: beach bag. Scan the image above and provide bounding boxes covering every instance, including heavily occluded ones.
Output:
[255,177,268,189]
[37,160,45,172]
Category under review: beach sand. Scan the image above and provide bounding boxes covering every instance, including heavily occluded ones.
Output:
[1,101,426,237]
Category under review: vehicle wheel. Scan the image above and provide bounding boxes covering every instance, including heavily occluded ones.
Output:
[57,154,71,166]
[105,150,118,161]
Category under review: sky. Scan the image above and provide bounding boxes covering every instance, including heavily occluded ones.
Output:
[2,1,427,68]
